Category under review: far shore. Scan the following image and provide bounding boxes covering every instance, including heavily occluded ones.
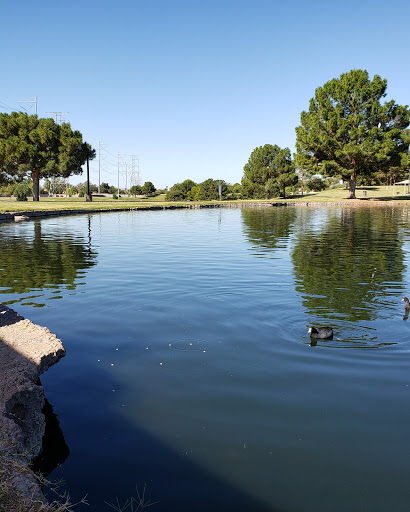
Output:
[0,185,410,221]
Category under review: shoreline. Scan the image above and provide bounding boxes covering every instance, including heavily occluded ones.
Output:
[0,304,65,509]
[1,198,409,223]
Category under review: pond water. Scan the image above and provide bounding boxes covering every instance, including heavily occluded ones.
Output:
[1,206,410,512]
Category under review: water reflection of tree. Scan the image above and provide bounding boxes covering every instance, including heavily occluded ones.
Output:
[0,219,96,297]
[241,207,298,251]
[292,208,405,321]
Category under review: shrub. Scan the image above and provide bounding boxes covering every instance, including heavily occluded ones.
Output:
[14,184,28,201]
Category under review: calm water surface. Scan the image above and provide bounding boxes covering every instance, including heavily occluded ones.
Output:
[1,206,410,512]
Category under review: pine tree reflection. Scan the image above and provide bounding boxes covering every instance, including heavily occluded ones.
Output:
[292,208,405,321]
[0,219,97,306]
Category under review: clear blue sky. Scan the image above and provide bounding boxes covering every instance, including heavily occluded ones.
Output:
[1,0,409,189]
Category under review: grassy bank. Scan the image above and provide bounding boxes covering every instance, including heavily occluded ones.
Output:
[0,185,410,215]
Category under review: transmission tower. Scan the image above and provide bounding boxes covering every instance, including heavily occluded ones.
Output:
[98,142,108,193]
[117,153,127,195]
[129,155,140,188]
[47,112,69,124]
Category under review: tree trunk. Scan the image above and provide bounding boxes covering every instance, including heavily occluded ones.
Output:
[348,171,357,199]
[32,170,40,201]
[282,186,286,199]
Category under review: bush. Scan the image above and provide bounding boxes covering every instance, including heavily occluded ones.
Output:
[14,184,28,201]
[306,177,327,192]
[112,193,118,199]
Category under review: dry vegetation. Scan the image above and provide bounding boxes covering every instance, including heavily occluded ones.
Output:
[0,454,86,512]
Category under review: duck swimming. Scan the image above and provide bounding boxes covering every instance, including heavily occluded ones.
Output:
[308,326,333,339]
[402,297,410,311]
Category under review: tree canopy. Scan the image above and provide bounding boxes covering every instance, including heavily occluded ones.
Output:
[166,179,196,200]
[166,178,229,201]
[130,185,143,196]
[142,181,156,195]
[242,144,296,198]
[0,112,95,200]
[295,69,410,198]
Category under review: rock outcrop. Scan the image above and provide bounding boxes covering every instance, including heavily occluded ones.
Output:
[0,304,65,505]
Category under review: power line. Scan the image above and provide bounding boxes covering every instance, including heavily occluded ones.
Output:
[0,100,23,113]
[19,96,37,115]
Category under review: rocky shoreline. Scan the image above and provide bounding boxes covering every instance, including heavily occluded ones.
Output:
[0,304,65,509]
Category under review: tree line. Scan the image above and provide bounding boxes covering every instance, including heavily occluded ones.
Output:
[241,69,410,200]
[2,69,409,202]
[165,179,242,201]
[166,69,410,201]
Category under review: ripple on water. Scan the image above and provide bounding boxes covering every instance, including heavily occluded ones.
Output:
[2,207,410,512]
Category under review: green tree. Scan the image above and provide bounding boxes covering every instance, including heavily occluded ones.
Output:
[276,170,298,198]
[241,180,266,199]
[0,181,17,196]
[265,178,280,199]
[67,186,77,197]
[187,185,201,201]
[166,184,185,201]
[306,176,327,192]
[142,181,156,196]
[76,181,97,195]
[166,179,196,201]
[14,180,32,201]
[100,182,111,193]
[295,69,410,198]
[198,179,228,200]
[225,182,242,200]
[0,112,95,201]
[242,144,295,198]
[130,185,143,196]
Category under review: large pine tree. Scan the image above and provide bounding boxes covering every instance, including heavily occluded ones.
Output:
[295,69,410,198]
[0,112,95,201]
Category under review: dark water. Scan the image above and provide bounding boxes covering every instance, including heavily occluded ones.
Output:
[1,206,410,512]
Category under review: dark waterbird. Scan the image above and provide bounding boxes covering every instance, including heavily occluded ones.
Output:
[402,297,410,311]
[308,326,334,339]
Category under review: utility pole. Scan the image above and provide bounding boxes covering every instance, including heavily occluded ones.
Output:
[19,96,37,115]
[118,153,120,196]
[86,156,92,202]
[98,142,102,194]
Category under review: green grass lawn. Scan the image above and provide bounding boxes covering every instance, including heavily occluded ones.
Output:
[1,186,409,214]
[287,184,410,203]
